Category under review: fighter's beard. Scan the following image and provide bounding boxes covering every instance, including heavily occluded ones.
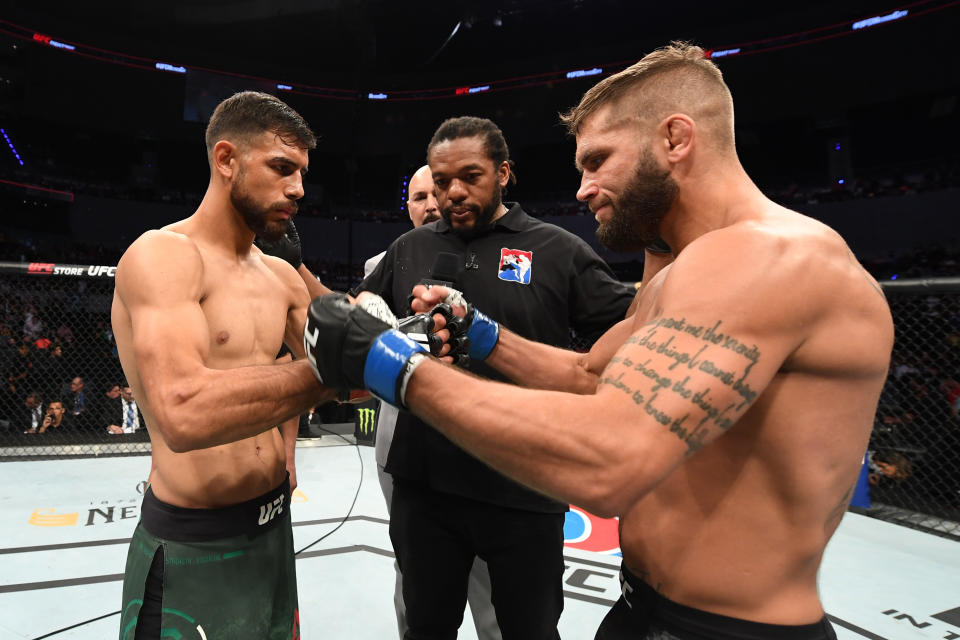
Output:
[596,150,677,252]
[231,181,290,242]
[444,190,503,240]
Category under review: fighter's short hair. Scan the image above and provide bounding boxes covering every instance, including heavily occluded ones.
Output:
[427,116,517,187]
[561,41,735,152]
[205,91,316,157]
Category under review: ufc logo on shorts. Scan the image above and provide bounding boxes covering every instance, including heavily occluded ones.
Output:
[258,494,285,526]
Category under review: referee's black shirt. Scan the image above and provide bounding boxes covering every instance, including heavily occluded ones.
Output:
[356,203,634,513]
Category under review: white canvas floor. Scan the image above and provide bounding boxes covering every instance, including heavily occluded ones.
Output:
[1,439,958,639]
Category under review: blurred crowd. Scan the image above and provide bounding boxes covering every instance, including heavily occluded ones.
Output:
[0,274,132,442]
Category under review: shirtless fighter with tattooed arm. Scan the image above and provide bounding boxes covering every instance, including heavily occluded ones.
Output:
[304,43,894,640]
[112,92,336,640]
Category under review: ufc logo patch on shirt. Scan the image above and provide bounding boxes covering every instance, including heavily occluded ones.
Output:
[498,248,533,285]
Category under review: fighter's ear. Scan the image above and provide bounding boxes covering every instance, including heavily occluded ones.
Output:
[661,114,694,164]
[212,140,240,180]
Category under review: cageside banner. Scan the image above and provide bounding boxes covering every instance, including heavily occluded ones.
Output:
[0,261,117,278]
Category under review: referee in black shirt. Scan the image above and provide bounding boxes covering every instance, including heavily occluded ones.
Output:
[356,116,633,639]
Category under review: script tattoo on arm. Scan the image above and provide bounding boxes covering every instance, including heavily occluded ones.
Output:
[598,316,762,455]
[825,483,855,530]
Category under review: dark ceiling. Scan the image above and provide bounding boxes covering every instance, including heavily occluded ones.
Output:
[1,1,958,222]
[3,0,958,195]
[7,0,904,86]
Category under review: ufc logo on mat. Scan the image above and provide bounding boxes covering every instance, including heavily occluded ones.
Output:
[258,495,285,526]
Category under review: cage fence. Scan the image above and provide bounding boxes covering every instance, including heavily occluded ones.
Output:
[1,263,957,538]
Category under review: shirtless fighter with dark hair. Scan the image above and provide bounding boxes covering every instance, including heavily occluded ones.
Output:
[112,91,335,640]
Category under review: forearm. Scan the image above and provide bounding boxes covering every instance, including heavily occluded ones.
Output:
[280,414,299,460]
[298,264,334,298]
[406,359,642,515]
[487,327,598,394]
[153,359,335,452]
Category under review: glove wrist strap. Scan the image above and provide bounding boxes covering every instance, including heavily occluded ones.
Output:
[363,329,426,406]
[466,308,500,360]
[398,352,428,407]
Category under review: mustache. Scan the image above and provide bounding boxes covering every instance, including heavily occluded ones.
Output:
[443,202,480,216]
[589,197,613,215]
[271,202,298,215]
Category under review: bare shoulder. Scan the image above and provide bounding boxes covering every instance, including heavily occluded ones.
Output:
[116,229,204,303]
[663,212,814,315]
[252,248,307,298]
[123,228,200,256]
[666,207,876,308]
[252,246,296,280]
[745,206,888,306]
[661,207,892,372]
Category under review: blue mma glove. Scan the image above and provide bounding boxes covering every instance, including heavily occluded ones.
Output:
[304,293,428,407]
[431,287,500,362]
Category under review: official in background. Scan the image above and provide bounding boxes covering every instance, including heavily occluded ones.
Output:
[365,164,503,640]
[356,116,633,639]
[364,164,441,277]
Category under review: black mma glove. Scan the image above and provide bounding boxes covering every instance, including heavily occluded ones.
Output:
[397,313,445,356]
[421,302,471,366]
[427,287,499,363]
[255,219,303,269]
[303,293,428,407]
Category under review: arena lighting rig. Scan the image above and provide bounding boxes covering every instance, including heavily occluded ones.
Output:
[0,0,953,103]
[1,128,24,166]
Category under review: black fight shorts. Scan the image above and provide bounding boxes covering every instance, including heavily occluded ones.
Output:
[595,563,837,640]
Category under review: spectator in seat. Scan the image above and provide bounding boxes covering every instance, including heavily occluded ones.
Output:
[62,376,91,430]
[35,344,68,400]
[37,400,71,433]
[98,382,121,417]
[22,391,44,433]
[869,451,913,486]
[940,377,960,419]
[23,304,43,340]
[106,384,144,434]
[56,323,74,345]
[6,342,33,397]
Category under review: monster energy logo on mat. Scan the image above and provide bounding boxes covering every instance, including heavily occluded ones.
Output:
[357,408,377,435]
